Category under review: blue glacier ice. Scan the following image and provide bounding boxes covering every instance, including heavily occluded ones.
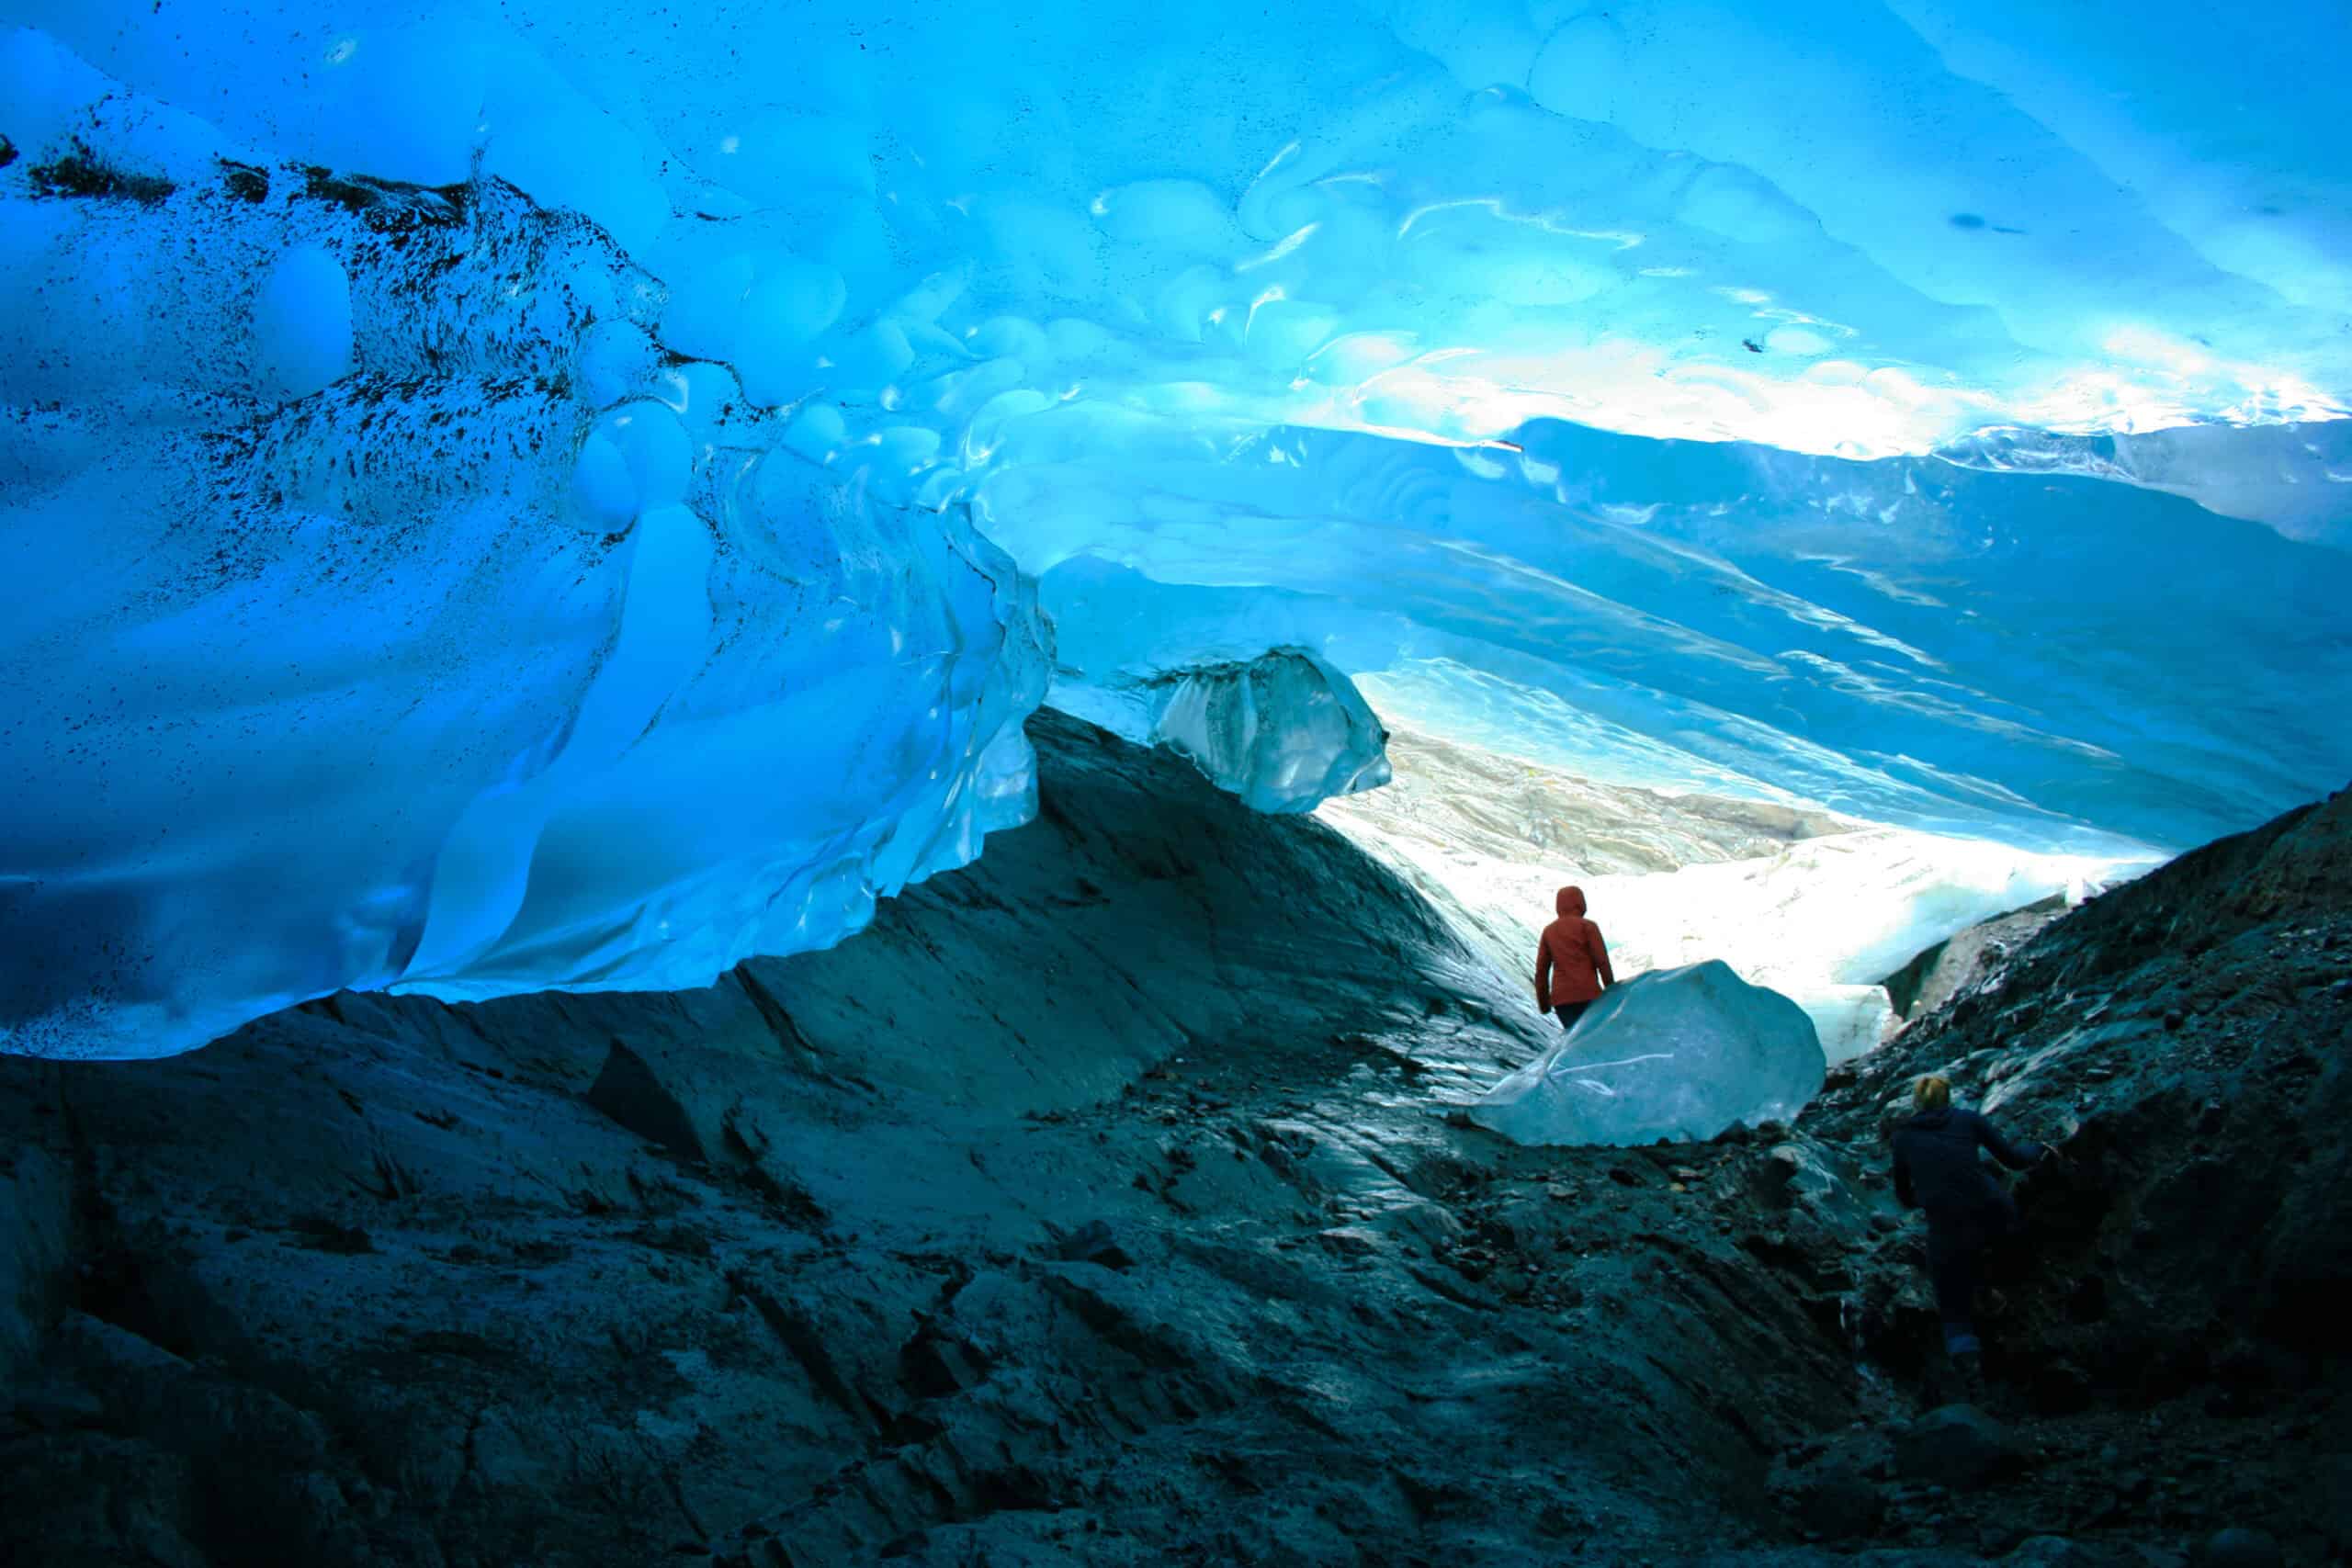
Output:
[980,417,2352,851]
[1047,641,1392,817]
[3,1,2349,1057]
[1043,560,1391,813]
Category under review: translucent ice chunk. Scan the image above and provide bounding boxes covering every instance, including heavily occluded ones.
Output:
[1472,961,1826,1147]
[1051,648,1389,815]
[1141,649,1391,815]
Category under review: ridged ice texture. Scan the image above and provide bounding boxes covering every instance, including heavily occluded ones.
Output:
[15,0,2349,457]
[983,422,2352,852]
[0,51,1046,1059]
[6,5,2352,1050]
[1473,961,1827,1147]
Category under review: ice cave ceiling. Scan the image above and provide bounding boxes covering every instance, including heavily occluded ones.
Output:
[3,0,2349,1057]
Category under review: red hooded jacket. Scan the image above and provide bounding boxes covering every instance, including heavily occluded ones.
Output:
[1536,886,1614,1009]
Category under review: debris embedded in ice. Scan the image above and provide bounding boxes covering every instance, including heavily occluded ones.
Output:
[1471,961,1826,1148]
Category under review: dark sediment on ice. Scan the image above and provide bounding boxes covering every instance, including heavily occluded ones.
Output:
[2,717,2345,1566]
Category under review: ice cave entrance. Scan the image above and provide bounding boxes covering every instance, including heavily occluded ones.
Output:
[1315,718,2154,1065]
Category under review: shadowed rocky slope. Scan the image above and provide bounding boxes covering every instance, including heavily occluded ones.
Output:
[1,718,2345,1566]
[1787,787,2352,1559]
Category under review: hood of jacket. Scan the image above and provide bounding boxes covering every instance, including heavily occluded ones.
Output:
[1555,886,1587,919]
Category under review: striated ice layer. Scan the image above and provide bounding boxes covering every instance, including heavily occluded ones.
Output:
[1473,962,1826,1147]
[0,77,1046,1060]
[982,421,2352,853]
[1935,421,2352,551]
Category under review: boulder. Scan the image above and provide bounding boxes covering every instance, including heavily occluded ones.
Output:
[2195,1529,2282,1568]
[1894,1404,2021,1490]
[1473,962,1825,1147]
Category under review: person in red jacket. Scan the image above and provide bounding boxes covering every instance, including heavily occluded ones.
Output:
[1535,885,1614,1032]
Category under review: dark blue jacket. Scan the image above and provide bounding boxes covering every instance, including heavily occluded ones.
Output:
[1892,1107,2044,1220]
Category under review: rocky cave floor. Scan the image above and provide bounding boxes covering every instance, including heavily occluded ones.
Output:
[2,715,2346,1567]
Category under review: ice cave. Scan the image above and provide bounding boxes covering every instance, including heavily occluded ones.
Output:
[2,1,2349,1562]
[6,0,2351,1062]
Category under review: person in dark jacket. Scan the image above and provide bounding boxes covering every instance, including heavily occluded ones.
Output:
[1892,1074,2051,1382]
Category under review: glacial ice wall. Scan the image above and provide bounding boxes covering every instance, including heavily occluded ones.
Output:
[5,0,2351,1055]
[0,39,1046,1058]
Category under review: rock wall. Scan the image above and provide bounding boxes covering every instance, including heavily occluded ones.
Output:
[1796,786,2352,1558]
[1880,895,2069,1029]
[1821,787,2352,1386]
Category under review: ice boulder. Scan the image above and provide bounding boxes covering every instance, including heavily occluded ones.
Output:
[1472,962,1826,1147]
[1049,647,1390,815]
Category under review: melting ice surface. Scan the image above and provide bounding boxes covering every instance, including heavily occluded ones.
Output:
[4,0,2352,1055]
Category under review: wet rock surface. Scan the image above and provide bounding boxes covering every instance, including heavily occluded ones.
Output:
[1,724,2346,1565]
[1894,1405,2020,1491]
[1796,785,2352,1564]
[1880,897,2071,1031]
